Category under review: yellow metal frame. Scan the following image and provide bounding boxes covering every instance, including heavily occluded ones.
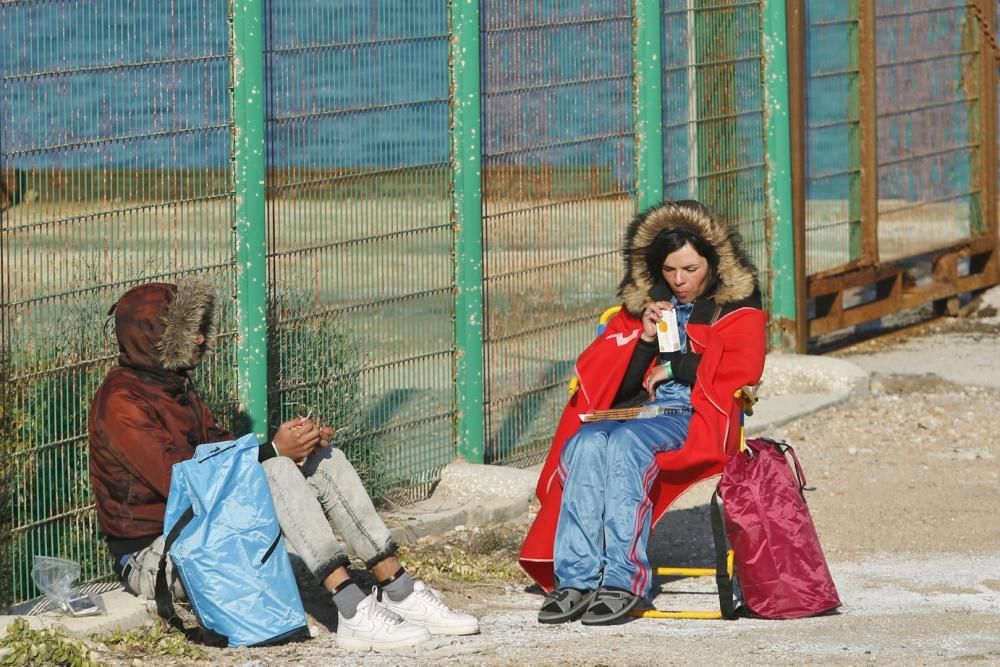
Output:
[631,550,735,620]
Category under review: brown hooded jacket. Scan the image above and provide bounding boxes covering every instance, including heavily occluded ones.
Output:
[88,281,234,557]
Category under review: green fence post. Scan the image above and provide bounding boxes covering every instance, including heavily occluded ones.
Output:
[450,0,485,463]
[635,0,664,209]
[231,0,269,439]
[761,0,797,351]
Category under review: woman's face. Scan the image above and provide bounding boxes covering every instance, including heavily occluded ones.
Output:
[661,242,711,304]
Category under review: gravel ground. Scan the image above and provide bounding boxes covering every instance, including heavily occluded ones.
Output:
[93,308,1000,667]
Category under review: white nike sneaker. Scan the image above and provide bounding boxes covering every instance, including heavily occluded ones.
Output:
[336,590,431,651]
[380,580,480,635]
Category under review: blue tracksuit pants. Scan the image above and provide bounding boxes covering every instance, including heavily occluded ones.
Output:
[553,409,691,597]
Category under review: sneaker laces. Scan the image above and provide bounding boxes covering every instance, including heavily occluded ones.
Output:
[411,583,449,610]
[367,588,405,625]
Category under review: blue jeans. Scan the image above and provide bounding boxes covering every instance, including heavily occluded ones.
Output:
[553,409,691,598]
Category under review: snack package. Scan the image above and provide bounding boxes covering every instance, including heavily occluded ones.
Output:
[656,308,681,353]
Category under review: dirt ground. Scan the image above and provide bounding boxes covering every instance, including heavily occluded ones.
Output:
[93,311,1000,666]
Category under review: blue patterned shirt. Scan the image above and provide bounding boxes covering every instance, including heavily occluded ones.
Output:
[649,299,694,408]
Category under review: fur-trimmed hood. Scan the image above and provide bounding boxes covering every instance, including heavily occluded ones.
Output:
[110,279,217,373]
[617,200,758,315]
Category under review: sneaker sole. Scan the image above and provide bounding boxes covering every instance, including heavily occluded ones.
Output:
[335,633,430,651]
[422,622,480,636]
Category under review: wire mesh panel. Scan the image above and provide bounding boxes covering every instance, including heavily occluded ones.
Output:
[481,1,635,465]
[802,1,859,275]
[0,0,235,604]
[263,0,454,502]
[664,0,770,304]
[876,0,981,261]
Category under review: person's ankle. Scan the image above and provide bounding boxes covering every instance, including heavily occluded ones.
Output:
[332,580,366,618]
[378,567,415,602]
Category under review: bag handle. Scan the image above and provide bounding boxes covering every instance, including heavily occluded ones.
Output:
[747,437,809,494]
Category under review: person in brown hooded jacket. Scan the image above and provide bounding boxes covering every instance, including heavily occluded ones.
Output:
[89,280,478,651]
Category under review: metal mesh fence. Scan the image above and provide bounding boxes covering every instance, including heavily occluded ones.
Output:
[0,0,777,606]
[803,1,858,275]
[664,0,770,304]
[876,0,980,262]
[803,0,990,276]
[262,1,454,502]
[480,1,635,466]
[0,0,236,603]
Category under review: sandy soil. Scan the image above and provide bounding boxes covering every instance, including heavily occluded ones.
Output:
[92,311,1000,666]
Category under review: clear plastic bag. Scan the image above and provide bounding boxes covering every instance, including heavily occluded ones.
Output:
[30,555,105,617]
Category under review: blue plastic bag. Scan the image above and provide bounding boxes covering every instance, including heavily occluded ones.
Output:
[158,433,307,647]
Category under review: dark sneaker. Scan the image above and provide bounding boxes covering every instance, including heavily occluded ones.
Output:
[580,586,641,626]
[537,588,597,624]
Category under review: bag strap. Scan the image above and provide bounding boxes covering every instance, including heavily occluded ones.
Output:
[710,489,742,620]
[780,442,808,491]
[154,506,195,625]
[153,507,228,646]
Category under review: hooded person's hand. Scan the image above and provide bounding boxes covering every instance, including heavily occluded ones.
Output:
[272,418,322,461]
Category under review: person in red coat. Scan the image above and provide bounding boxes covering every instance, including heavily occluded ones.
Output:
[519,200,767,625]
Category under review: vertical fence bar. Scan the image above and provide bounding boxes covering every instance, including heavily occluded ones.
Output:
[786,0,807,353]
[858,0,879,265]
[761,0,797,350]
[975,0,998,241]
[635,0,664,209]
[450,0,485,463]
[231,0,269,439]
[847,0,862,263]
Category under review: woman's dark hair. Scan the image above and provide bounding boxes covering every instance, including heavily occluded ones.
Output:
[644,228,721,297]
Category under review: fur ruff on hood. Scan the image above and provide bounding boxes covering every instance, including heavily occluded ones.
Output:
[157,278,217,371]
[111,278,218,373]
[617,200,758,316]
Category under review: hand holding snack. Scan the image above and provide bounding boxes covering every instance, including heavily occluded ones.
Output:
[273,413,321,463]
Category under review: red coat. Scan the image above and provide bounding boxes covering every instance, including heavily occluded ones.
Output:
[518,303,766,591]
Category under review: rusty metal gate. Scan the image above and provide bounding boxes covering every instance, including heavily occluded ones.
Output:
[790,0,1000,341]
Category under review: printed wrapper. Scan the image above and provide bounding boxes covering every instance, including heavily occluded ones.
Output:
[656,309,681,353]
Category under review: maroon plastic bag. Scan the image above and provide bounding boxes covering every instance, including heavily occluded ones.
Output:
[713,437,841,619]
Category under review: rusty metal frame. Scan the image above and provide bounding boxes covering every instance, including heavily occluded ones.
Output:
[805,0,1000,339]
[976,0,998,245]
[857,0,879,267]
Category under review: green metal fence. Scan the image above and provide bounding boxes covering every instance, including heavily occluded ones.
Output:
[480,3,636,465]
[0,0,778,605]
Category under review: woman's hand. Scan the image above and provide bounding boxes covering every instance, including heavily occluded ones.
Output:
[640,301,675,342]
[643,364,670,395]
[272,418,322,461]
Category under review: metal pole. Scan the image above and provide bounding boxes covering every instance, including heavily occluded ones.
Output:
[231,0,269,440]
[635,0,665,210]
[858,0,880,265]
[786,0,808,353]
[450,0,485,463]
[975,0,997,242]
[686,0,698,200]
[761,0,797,350]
